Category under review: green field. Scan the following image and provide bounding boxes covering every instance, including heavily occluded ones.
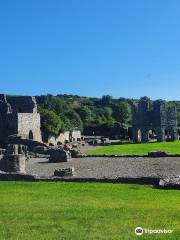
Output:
[0,182,179,240]
[86,141,180,155]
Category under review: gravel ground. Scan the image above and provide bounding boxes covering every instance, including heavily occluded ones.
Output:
[26,156,180,178]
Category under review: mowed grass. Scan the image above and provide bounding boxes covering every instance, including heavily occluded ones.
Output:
[0,182,179,240]
[86,141,180,155]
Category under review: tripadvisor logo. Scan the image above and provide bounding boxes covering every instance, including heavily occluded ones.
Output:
[135,227,144,236]
[135,226,173,236]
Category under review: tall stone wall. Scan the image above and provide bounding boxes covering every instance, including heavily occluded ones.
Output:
[132,98,178,143]
[0,114,18,145]
[0,94,42,145]
[6,96,37,113]
[18,113,42,142]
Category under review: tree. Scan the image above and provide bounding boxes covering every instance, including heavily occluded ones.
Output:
[38,107,62,139]
[75,106,92,128]
[112,101,131,126]
[65,109,83,131]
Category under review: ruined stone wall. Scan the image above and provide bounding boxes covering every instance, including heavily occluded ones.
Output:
[132,98,178,143]
[17,113,42,142]
[48,131,70,145]
[7,96,37,113]
[0,113,18,145]
[71,130,81,141]
[47,130,81,145]
[0,94,42,144]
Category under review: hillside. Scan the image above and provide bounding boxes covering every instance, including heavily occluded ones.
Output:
[36,94,180,139]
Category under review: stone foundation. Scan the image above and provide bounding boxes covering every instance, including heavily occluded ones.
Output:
[0,154,26,173]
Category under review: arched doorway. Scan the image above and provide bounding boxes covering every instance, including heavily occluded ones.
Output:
[165,129,171,141]
[29,130,33,140]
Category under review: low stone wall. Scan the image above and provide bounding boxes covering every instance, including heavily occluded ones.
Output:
[157,176,180,189]
[0,171,37,181]
[48,131,70,145]
[0,171,160,185]
[7,136,47,151]
[0,171,179,189]
[71,130,81,141]
[47,130,82,145]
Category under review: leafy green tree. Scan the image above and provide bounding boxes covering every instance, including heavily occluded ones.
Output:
[38,107,62,139]
[37,94,133,137]
[75,106,92,126]
[65,109,83,131]
[112,101,131,126]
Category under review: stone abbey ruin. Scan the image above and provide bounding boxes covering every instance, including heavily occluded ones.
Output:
[0,94,81,146]
[0,94,179,188]
[0,94,82,175]
[0,94,178,147]
[0,94,42,145]
[132,97,178,143]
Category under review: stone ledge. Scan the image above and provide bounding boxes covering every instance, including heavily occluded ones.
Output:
[0,172,160,185]
[1,172,179,189]
[157,176,180,190]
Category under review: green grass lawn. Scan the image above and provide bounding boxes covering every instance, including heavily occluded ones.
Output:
[86,141,180,156]
[0,182,179,240]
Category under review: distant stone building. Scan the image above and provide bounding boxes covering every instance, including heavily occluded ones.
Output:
[0,94,41,146]
[132,97,178,143]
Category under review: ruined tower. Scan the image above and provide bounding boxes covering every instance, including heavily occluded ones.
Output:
[0,94,42,146]
[132,97,178,143]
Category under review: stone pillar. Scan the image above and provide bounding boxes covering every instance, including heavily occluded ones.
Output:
[132,128,141,143]
[0,144,26,173]
[156,128,165,142]
[170,128,178,141]
[141,128,149,143]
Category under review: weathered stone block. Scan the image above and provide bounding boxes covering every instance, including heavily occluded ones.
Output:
[54,167,74,177]
[148,151,169,157]
[0,154,26,173]
[159,176,180,189]
[70,148,81,158]
[49,149,71,162]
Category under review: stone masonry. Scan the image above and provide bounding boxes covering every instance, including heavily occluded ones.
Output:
[0,94,41,146]
[0,144,26,173]
[132,97,178,143]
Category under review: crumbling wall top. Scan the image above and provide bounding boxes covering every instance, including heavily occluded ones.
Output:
[0,94,38,113]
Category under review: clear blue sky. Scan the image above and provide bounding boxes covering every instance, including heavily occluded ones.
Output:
[0,0,180,100]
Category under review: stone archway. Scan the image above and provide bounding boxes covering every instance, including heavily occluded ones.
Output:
[29,130,33,140]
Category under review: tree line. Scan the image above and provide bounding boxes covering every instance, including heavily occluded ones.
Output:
[36,94,180,139]
[36,94,132,139]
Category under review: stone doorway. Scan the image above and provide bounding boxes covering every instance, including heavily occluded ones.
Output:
[29,130,34,140]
